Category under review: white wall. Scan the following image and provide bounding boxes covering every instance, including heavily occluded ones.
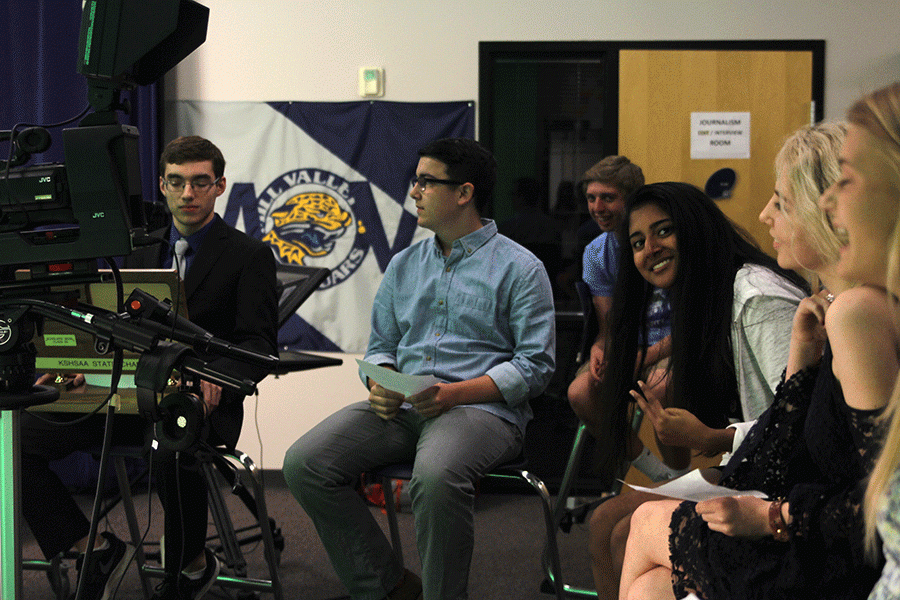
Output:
[168,0,900,468]
[170,0,900,118]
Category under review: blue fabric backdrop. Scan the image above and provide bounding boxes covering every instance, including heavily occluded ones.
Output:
[0,0,161,208]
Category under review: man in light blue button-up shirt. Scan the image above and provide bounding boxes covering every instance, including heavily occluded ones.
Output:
[285,138,555,600]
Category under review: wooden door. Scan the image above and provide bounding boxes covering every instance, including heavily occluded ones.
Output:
[619,49,814,486]
[618,48,814,249]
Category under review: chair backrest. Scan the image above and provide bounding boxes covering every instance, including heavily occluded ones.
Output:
[574,280,598,365]
[274,264,330,330]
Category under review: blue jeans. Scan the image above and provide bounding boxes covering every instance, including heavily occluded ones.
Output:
[283,402,522,600]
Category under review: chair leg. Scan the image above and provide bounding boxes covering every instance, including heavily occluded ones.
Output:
[380,474,405,570]
[231,451,284,600]
[553,423,590,527]
[203,459,249,575]
[552,423,617,525]
[509,469,568,600]
[380,464,587,600]
[542,424,603,598]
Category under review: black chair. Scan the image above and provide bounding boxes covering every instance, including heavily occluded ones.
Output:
[115,444,286,600]
[146,262,338,598]
[532,280,605,598]
[369,282,611,599]
[142,262,336,598]
[373,458,568,600]
[540,280,660,598]
[377,447,630,599]
[28,443,288,600]
[552,281,609,534]
[573,280,599,367]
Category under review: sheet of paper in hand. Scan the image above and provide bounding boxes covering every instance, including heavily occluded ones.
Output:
[355,359,440,397]
[623,469,767,502]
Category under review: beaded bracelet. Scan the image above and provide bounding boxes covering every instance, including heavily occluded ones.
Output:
[769,498,790,542]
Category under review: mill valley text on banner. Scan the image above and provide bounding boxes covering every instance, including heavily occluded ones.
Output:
[172,99,475,352]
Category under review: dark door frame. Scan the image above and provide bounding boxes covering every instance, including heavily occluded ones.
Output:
[479,39,825,154]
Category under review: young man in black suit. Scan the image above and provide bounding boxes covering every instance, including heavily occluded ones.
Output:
[20,136,278,600]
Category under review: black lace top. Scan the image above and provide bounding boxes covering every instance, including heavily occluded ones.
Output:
[669,344,884,600]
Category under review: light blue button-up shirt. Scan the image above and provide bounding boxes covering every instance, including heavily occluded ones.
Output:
[362,220,556,434]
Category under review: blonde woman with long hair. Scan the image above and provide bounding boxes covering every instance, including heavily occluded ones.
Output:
[617,110,900,600]
[854,81,900,600]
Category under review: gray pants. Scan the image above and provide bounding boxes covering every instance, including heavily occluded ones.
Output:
[283,402,522,600]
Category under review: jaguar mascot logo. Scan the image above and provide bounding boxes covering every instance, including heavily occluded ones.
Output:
[259,169,368,289]
[264,192,352,263]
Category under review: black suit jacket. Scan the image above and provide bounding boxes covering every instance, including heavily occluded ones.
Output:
[124,215,278,447]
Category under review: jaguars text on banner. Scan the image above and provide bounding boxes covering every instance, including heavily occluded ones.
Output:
[170,100,475,352]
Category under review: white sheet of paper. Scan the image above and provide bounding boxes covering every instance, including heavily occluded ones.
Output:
[623,469,768,502]
[355,359,440,397]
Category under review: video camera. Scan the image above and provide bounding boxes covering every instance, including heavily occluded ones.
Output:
[0,0,209,268]
[0,0,280,415]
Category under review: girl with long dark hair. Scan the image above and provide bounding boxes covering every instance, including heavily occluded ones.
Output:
[588,181,808,599]
[601,182,807,473]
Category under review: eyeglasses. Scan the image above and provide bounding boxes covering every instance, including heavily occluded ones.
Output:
[163,176,222,193]
[410,174,464,191]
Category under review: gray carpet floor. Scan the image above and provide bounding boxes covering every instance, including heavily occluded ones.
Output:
[20,473,598,600]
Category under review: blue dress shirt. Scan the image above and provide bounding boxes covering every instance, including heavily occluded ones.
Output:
[162,215,218,274]
[363,220,556,434]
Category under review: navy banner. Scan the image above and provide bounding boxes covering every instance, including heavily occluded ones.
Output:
[172,100,475,352]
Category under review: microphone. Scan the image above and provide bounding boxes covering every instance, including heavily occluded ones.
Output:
[15,127,52,154]
[124,288,278,370]
[0,127,52,168]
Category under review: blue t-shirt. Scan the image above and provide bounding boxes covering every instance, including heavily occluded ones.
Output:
[582,231,619,298]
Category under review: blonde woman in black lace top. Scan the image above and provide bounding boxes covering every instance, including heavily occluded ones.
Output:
[618,117,900,600]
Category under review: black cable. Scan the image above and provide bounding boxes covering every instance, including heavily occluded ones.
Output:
[73,399,118,600]
[57,257,126,600]
[104,257,125,395]
[110,448,156,600]
[9,103,92,132]
[175,450,187,589]
[105,257,125,314]
[23,389,114,426]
